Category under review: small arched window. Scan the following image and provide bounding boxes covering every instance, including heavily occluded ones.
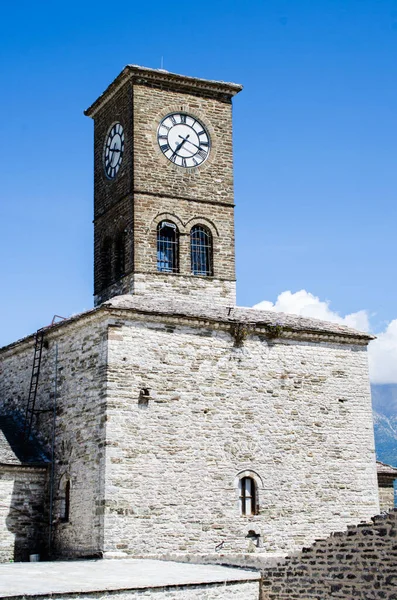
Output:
[157,221,179,273]
[114,230,126,279]
[191,225,213,276]
[60,479,70,523]
[239,476,258,516]
[101,237,112,289]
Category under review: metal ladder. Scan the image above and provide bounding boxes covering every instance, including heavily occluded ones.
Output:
[23,328,46,441]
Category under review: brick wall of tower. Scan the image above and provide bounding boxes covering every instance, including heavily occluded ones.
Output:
[132,83,236,291]
[132,84,235,204]
[94,197,134,299]
[93,83,133,217]
[93,81,134,300]
[90,76,237,306]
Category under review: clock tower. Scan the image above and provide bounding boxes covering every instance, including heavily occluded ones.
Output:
[84,65,242,307]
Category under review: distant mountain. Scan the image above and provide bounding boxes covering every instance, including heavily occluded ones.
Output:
[371,384,397,468]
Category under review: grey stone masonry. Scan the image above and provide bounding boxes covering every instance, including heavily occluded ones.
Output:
[0,466,48,562]
[260,509,397,599]
[0,296,379,560]
[0,313,108,560]
[0,417,49,562]
[377,460,397,511]
[86,66,241,307]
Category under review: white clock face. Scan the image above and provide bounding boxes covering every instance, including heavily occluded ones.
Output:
[103,123,124,179]
[157,113,210,168]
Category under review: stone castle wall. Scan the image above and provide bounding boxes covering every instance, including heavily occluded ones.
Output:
[379,485,396,511]
[0,314,108,560]
[0,304,379,561]
[103,310,378,558]
[260,509,397,599]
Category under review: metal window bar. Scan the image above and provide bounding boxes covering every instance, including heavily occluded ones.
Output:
[191,226,212,276]
[239,477,256,516]
[157,222,179,273]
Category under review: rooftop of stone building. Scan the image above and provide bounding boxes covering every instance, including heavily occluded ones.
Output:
[104,295,374,342]
[0,416,49,468]
[0,558,260,598]
[376,460,397,476]
[0,295,374,355]
[84,64,243,117]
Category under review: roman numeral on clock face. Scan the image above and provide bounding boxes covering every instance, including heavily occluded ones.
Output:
[197,149,207,160]
[157,113,210,168]
[103,122,124,179]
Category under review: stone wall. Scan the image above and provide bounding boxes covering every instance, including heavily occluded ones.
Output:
[0,301,379,561]
[90,69,238,306]
[260,509,397,599]
[103,309,378,557]
[133,273,236,305]
[0,313,108,559]
[0,466,47,562]
[379,484,396,512]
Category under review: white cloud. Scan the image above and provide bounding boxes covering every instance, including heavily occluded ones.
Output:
[368,320,397,385]
[253,290,370,331]
[253,289,397,384]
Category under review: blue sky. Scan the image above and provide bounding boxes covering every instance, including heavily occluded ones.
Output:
[1,0,397,373]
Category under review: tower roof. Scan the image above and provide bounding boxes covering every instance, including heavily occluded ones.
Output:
[84,65,243,118]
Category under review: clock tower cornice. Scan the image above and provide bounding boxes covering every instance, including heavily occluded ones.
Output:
[84,64,243,118]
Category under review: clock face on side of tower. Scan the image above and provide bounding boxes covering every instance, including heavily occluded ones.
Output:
[157,113,211,168]
[103,122,125,179]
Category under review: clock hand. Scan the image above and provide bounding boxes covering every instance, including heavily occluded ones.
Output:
[178,135,204,152]
[172,134,190,155]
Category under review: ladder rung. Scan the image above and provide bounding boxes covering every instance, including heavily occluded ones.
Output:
[24,327,46,440]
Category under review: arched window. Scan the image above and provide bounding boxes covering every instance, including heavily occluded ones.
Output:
[101,237,112,289]
[157,221,179,273]
[191,225,213,276]
[60,478,70,523]
[239,476,258,516]
[114,230,126,279]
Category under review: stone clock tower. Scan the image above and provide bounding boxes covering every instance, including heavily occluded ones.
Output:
[84,65,242,306]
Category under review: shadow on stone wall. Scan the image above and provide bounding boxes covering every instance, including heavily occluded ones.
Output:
[5,471,48,561]
[0,415,49,562]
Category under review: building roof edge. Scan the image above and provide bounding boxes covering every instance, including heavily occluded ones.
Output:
[84,65,243,118]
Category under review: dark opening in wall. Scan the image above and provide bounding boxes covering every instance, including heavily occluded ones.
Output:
[191,225,213,276]
[101,237,112,289]
[115,230,126,279]
[138,388,150,407]
[157,221,179,273]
